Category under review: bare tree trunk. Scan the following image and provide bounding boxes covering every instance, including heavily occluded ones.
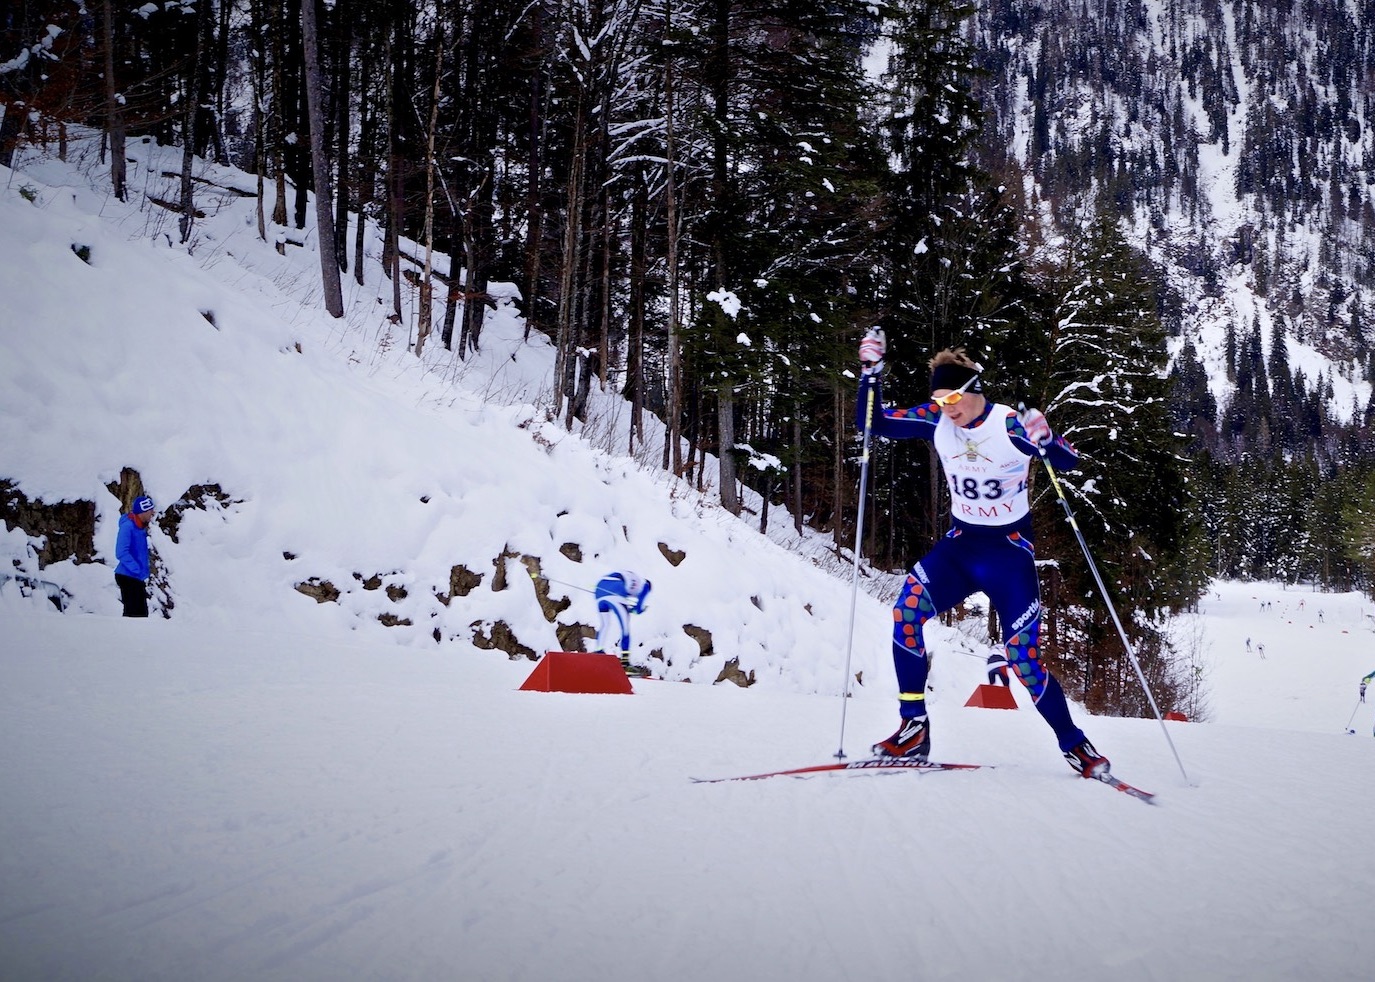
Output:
[301,0,344,317]
[177,2,207,244]
[442,185,460,350]
[441,244,460,350]
[707,0,738,513]
[249,0,268,240]
[269,0,288,233]
[627,166,647,454]
[662,1,683,474]
[0,104,24,168]
[288,0,309,235]
[212,0,232,165]
[694,383,706,491]
[718,387,739,513]
[382,29,403,323]
[354,105,373,285]
[198,0,229,169]
[415,19,445,355]
[553,97,586,424]
[332,0,351,274]
[597,184,613,391]
[458,141,494,357]
[101,0,126,201]
[520,3,547,343]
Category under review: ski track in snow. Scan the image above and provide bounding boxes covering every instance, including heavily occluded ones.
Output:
[4,582,1375,982]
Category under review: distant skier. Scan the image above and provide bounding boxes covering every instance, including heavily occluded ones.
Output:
[855,333,1110,779]
[114,495,156,617]
[986,649,1010,686]
[593,570,652,678]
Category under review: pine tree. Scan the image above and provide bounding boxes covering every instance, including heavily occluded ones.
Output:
[865,0,1029,562]
[1038,214,1203,715]
[659,0,884,516]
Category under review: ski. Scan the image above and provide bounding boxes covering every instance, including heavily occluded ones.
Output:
[690,757,983,784]
[692,758,1156,803]
[1096,772,1157,804]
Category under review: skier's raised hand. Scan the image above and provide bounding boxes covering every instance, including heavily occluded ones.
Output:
[1019,406,1053,446]
[859,328,886,376]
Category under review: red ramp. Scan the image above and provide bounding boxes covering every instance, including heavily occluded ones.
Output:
[964,683,1018,710]
[519,651,634,694]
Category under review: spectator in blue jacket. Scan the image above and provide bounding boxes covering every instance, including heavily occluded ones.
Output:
[115,495,155,617]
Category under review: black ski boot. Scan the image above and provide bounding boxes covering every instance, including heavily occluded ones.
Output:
[873,716,931,759]
[1064,739,1110,779]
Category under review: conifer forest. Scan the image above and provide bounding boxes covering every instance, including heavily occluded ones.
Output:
[5,0,1375,716]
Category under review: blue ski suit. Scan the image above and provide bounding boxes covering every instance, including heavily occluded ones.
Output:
[858,373,1091,753]
[594,571,652,656]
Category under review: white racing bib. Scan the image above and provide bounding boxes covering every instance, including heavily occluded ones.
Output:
[934,404,1032,527]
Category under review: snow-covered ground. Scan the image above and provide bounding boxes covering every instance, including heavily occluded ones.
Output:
[3,582,1374,982]
[3,135,1375,982]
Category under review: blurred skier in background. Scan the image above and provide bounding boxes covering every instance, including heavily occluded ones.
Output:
[593,570,652,678]
[986,649,1011,687]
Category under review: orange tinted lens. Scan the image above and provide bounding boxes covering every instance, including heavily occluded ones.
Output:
[935,391,963,407]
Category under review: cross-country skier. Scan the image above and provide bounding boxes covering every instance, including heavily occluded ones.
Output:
[855,333,1110,778]
[593,570,653,678]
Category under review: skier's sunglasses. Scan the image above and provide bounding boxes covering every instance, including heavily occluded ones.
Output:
[932,375,980,407]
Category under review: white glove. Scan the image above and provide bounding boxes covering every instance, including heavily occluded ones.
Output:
[623,573,650,613]
[1019,407,1052,446]
[859,328,886,376]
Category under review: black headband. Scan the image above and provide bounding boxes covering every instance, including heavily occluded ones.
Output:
[930,362,982,394]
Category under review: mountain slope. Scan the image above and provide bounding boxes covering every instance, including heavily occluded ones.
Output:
[970,0,1375,420]
[0,133,898,693]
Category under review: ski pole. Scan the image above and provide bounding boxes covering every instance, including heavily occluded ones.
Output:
[1344,696,1362,733]
[835,378,877,760]
[1024,412,1191,785]
[528,571,595,594]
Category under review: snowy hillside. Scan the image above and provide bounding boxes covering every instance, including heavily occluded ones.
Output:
[4,133,1375,982]
[0,134,903,694]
